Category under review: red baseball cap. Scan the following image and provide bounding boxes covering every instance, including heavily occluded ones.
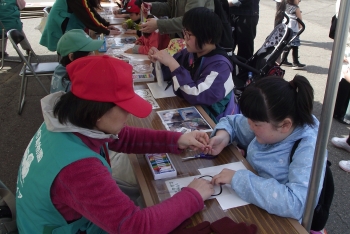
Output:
[121,0,140,14]
[67,55,152,118]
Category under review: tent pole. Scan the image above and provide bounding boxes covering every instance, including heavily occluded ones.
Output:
[302,0,350,231]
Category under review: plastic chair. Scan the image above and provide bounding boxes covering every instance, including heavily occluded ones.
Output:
[7,29,59,114]
[0,21,21,70]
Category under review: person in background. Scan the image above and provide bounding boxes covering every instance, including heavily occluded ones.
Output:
[0,0,30,57]
[140,0,214,39]
[331,0,350,174]
[16,55,214,233]
[229,0,260,60]
[333,0,350,125]
[122,0,170,55]
[280,0,306,70]
[207,75,326,223]
[273,0,283,27]
[50,29,103,93]
[40,0,121,52]
[331,133,350,172]
[148,7,235,123]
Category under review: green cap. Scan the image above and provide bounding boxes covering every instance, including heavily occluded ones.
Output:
[57,29,104,57]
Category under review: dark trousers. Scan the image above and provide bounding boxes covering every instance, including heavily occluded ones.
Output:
[334,78,350,119]
[231,14,259,60]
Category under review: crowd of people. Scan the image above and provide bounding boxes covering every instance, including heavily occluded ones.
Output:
[3,0,348,233]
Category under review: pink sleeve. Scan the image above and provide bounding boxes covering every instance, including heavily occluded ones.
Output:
[138,33,159,55]
[108,126,183,154]
[51,158,203,234]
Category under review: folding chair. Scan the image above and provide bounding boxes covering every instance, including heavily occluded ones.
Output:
[0,21,21,70]
[7,29,59,114]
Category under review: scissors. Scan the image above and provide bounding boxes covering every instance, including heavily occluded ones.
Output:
[182,153,216,161]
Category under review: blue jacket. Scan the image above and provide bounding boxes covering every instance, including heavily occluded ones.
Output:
[50,64,71,93]
[212,114,326,221]
[171,47,235,122]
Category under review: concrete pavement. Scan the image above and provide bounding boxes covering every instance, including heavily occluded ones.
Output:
[0,0,349,232]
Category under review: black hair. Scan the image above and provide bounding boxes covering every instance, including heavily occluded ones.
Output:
[53,92,115,129]
[239,75,315,127]
[59,51,91,67]
[182,7,222,49]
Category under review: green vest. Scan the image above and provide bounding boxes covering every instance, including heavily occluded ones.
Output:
[0,0,22,36]
[16,123,111,234]
[39,0,84,51]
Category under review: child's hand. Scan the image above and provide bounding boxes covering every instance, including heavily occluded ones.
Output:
[211,169,236,185]
[124,48,133,54]
[148,47,159,62]
[177,131,210,151]
[207,130,230,155]
[150,49,179,71]
[187,178,214,201]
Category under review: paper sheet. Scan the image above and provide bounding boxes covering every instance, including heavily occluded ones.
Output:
[198,162,247,174]
[134,89,160,109]
[164,162,250,210]
[147,82,176,99]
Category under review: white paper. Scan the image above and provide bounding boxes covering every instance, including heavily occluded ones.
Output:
[198,162,247,175]
[216,194,250,210]
[134,89,160,109]
[147,82,176,99]
[165,162,250,210]
[155,61,165,87]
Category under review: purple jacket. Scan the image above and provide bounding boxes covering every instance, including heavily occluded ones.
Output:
[172,48,234,106]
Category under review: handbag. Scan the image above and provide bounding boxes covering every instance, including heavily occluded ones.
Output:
[329,14,337,39]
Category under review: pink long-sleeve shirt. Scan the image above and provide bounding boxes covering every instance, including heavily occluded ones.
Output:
[50,126,204,234]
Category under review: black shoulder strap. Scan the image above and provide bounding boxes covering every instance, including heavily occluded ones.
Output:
[289,139,302,164]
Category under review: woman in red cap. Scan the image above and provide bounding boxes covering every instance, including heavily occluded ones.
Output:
[16,55,214,234]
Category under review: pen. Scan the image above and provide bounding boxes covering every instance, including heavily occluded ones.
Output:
[164,81,172,91]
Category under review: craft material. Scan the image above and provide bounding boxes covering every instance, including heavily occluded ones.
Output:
[146,153,177,180]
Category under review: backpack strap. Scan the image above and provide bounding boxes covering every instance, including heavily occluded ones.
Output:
[289,139,302,163]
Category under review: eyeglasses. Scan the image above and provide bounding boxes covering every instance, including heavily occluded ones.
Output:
[198,175,223,196]
[182,28,194,40]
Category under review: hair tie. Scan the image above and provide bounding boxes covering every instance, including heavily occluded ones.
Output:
[289,80,298,92]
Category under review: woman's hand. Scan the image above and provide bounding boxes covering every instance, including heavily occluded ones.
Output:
[211,169,236,185]
[187,178,214,201]
[109,29,122,35]
[206,130,230,155]
[177,131,210,151]
[140,18,158,33]
[108,25,118,30]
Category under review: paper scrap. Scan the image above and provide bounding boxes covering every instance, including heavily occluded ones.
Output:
[147,82,176,99]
